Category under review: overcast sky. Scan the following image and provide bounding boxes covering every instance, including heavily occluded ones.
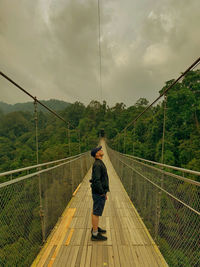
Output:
[0,0,199,107]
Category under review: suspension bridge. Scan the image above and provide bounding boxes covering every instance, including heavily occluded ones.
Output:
[0,135,199,266]
[0,56,200,266]
[31,138,168,267]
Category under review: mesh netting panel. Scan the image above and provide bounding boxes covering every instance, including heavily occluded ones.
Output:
[107,145,200,267]
[0,152,92,267]
[0,176,42,267]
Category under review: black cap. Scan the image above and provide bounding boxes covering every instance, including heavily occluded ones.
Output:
[91,146,102,157]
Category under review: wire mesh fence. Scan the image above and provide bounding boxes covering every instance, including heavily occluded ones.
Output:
[0,152,93,267]
[107,145,200,267]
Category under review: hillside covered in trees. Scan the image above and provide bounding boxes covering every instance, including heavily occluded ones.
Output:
[0,70,199,178]
[0,99,71,114]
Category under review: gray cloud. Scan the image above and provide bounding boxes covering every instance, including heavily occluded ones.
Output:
[0,0,199,107]
[102,0,200,106]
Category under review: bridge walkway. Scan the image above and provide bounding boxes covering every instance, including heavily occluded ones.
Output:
[32,139,167,267]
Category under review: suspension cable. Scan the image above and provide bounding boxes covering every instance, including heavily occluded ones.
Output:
[97,0,102,102]
[190,59,200,71]
[0,71,68,124]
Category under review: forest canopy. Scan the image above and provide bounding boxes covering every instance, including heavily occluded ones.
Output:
[0,70,199,179]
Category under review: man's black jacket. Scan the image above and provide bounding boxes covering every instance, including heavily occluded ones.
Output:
[89,158,110,195]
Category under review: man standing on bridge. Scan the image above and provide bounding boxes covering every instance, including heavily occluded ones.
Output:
[89,145,110,241]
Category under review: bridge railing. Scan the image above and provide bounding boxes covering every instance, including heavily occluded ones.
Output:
[0,152,93,267]
[0,152,88,182]
[106,144,200,267]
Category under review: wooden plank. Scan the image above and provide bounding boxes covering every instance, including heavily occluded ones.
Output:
[84,229,91,246]
[148,245,164,267]
[145,245,159,267]
[54,246,71,267]
[110,229,121,266]
[123,228,132,246]
[85,246,92,267]
[90,245,97,267]
[122,245,134,267]
[65,228,74,246]
[107,246,114,267]
[130,245,140,266]
[69,246,79,267]
[79,246,87,267]
[74,217,85,228]
[96,245,103,266]
[74,209,91,266]
[102,245,109,267]
[72,229,84,246]
[118,245,128,267]
[35,208,75,267]
[105,230,112,245]
[70,217,78,228]
[72,183,82,196]
[138,246,151,267]
[43,245,56,267]
[47,208,76,267]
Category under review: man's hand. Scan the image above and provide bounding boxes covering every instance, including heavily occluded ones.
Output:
[100,193,108,200]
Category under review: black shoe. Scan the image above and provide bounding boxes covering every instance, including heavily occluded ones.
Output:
[98,227,106,234]
[91,232,107,241]
[91,227,106,234]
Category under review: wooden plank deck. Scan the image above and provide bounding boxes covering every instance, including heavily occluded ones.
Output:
[32,139,168,267]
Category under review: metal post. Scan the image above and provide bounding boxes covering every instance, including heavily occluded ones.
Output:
[78,129,81,154]
[155,94,167,240]
[132,123,136,155]
[118,135,120,152]
[114,130,118,151]
[123,129,126,154]
[34,99,39,165]
[85,136,87,151]
[34,98,45,243]
[78,128,83,180]
[161,94,167,167]
[68,122,71,156]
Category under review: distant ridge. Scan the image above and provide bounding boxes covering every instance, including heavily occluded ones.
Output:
[0,99,71,114]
